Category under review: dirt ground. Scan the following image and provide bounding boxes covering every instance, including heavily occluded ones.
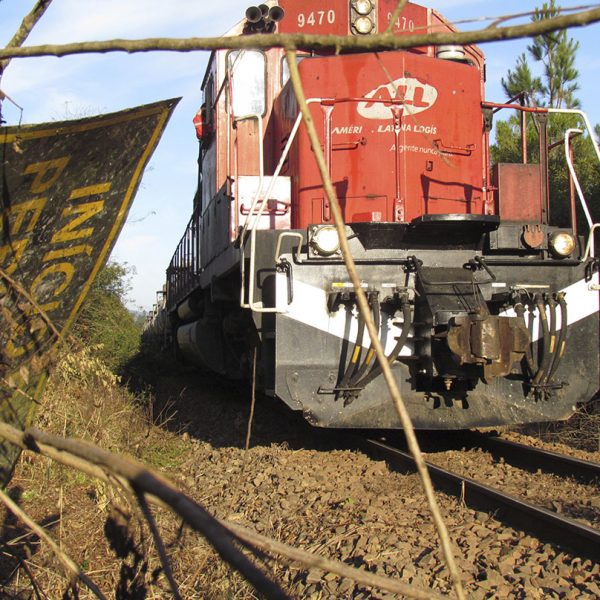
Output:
[1,356,600,598]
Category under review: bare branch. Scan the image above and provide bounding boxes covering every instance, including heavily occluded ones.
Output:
[284,48,466,600]
[0,423,288,600]
[223,519,445,600]
[0,422,442,599]
[134,490,182,600]
[0,488,107,600]
[384,0,409,35]
[0,0,54,75]
[0,268,63,343]
[0,7,598,60]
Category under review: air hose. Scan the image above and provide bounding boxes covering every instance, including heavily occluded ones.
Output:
[354,295,412,389]
[547,293,568,383]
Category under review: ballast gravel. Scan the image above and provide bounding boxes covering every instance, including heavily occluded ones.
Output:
[152,371,600,599]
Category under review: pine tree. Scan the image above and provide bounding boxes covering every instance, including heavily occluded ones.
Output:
[527,0,580,108]
[501,53,543,106]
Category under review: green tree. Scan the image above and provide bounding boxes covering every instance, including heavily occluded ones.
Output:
[501,52,543,106]
[528,0,580,109]
[73,261,142,373]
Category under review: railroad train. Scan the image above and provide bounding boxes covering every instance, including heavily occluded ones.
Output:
[144,0,600,430]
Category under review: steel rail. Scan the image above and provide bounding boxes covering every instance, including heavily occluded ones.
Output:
[361,438,600,562]
[469,434,600,485]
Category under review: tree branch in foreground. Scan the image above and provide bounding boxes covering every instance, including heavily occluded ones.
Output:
[0,7,598,60]
[0,422,442,599]
[0,0,54,75]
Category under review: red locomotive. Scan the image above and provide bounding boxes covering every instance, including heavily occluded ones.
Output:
[146,0,600,429]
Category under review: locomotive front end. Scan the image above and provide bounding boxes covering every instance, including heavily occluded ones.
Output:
[257,5,600,429]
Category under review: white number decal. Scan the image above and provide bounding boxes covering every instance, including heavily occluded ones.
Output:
[297,10,336,28]
[387,12,415,32]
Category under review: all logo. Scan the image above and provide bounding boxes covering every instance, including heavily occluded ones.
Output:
[357,77,438,120]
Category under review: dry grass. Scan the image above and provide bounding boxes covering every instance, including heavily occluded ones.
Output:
[520,398,600,453]
[0,345,258,599]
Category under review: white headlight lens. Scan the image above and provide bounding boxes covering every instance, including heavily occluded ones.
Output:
[354,0,373,15]
[312,226,340,256]
[354,16,374,34]
[549,231,576,257]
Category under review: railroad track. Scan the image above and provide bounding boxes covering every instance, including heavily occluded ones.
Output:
[355,435,600,562]
[463,432,600,485]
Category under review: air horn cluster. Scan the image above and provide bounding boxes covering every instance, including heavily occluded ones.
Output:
[244,4,285,33]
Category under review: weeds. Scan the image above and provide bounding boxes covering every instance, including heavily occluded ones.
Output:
[521,398,600,453]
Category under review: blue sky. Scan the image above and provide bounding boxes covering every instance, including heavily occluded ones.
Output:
[1,0,599,310]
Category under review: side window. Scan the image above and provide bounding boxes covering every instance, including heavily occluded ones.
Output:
[227,50,266,116]
[203,75,214,129]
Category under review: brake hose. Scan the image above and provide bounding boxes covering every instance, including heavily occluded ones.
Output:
[355,296,412,389]
[533,293,550,386]
[547,293,568,382]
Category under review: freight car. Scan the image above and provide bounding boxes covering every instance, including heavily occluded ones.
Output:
[145,0,600,429]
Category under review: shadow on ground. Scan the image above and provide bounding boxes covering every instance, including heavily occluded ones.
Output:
[124,351,340,451]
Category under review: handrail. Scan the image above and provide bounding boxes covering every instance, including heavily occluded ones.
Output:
[554,110,600,260]
[239,105,306,311]
[234,113,264,232]
[483,103,599,258]
[564,128,594,231]
[548,108,600,164]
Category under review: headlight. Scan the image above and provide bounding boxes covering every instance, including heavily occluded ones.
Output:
[354,16,374,33]
[353,0,373,15]
[310,225,340,256]
[549,231,576,257]
[351,0,375,35]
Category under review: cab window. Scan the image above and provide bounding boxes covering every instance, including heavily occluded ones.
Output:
[227,50,266,116]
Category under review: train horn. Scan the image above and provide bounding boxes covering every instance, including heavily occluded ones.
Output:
[268,6,285,22]
[245,6,263,23]
[244,4,285,33]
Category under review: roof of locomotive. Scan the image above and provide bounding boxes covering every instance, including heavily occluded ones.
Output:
[222,1,461,37]
[200,1,484,90]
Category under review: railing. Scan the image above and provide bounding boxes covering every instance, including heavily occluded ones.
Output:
[239,107,305,312]
[240,95,408,313]
[549,108,600,259]
[483,103,600,260]
[166,208,201,310]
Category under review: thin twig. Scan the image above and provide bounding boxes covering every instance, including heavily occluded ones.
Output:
[0,488,107,600]
[134,489,182,600]
[384,0,409,35]
[0,424,290,600]
[222,520,444,600]
[285,49,466,600]
[0,7,599,60]
[19,559,48,600]
[245,347,258,452]
[0,267,63,342]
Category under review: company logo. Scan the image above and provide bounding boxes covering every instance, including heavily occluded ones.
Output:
[357,78,438,120]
